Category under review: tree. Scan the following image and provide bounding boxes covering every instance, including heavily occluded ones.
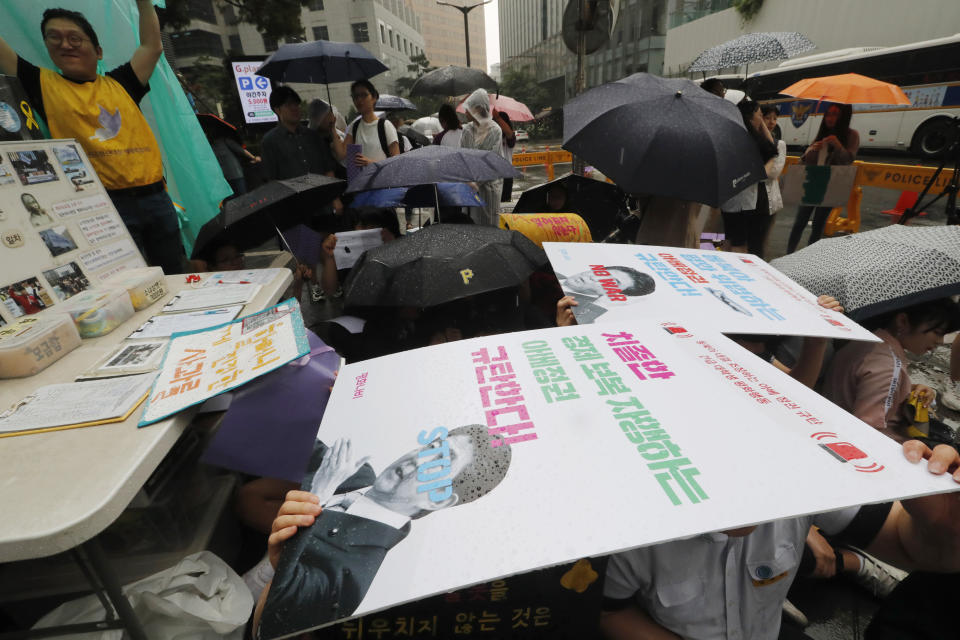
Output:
[160,0,310,42]
[499,68,551,114]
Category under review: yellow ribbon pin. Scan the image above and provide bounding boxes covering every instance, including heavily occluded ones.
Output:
[20,101,39,131]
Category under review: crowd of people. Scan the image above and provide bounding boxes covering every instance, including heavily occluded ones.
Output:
[2,4,960,640]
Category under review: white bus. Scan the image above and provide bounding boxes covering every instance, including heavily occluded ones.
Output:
[743,33,960,157]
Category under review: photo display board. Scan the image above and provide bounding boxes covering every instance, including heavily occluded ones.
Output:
[0,138,146,324]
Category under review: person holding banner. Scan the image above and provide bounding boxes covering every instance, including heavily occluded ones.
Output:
[0,2,184,274]
[785,104,860,254]
[600,441,960,640]
[251,428,514,638]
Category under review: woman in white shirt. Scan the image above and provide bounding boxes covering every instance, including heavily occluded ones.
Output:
[343,79,399,165]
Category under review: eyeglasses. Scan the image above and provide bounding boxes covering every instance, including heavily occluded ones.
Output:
[351,92,371,101]
[44,32,91,47]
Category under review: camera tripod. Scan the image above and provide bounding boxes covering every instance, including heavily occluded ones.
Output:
[900,116,960,225]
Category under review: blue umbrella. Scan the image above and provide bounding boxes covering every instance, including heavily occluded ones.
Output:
[345,146,518,193]
[351,182,485,208]
[375,94,417,111]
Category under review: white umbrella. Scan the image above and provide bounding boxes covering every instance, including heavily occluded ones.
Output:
[689,32,815,73]
[411,116,442,136]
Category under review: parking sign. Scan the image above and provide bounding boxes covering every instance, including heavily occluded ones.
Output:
[231,60,277,125]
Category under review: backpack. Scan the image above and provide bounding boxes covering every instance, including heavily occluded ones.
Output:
[351,117,393,157]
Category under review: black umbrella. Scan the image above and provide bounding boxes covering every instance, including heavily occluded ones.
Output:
[410,65,498,97]
[343,224,548,308]
[563,73,767,208]
[345,145,519,194]
[513,173,628,240]
[376,94,417,111]
[192,174,346,259]
[397,124,431,147]
[256,40,387,103]
[770,224,960,321]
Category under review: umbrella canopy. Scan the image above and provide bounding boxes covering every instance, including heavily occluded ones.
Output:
[351,182,485,208]
[256,40,387,84]
[456,94,534,122]
[345,145,519,193]
[410,65,498,97]
[770,224,960,321]
[192,174,346,259]
[780,72,910,105]
[397,124,431,147]
[410,116,442,136]
[343,224,547,308]
[513,173,627,240]
[376,94,417,111]
[563,73,766,208]
[688,32,815,72]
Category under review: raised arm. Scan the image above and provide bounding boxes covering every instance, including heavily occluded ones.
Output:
[0,33,17,76]
[130,0,164,86]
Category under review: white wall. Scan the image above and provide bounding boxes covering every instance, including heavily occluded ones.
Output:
[664,0,960,76]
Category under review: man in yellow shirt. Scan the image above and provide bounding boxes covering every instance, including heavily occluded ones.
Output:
[0,1,183,274]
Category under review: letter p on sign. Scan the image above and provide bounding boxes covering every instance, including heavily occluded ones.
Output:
[460,269,474,284]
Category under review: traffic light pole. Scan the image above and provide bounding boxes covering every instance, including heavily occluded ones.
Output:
[437,1,492,68]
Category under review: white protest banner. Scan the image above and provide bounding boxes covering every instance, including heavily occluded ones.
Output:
[781,165,858,208]
[139,299,309,426]
[543,243,878,341]
[333,228,384,269]
[260,320,955,638]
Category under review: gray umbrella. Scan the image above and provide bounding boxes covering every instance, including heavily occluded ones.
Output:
[345,145,518,193]
[770,225,960,321]
[688,32,815,72]
[376,94,417,111]
[410,65,498,97]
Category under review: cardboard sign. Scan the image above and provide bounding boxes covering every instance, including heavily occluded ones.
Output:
[138,299,309,426]
[781,165,858,207]
[260,321,954,638]
[544,242,879,341]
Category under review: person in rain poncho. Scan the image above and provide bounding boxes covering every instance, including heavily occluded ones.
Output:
[459,88,503,226]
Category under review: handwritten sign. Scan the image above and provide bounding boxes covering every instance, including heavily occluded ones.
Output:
[138,299,309,426]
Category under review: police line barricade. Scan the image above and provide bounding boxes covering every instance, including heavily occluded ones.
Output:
[512,149,573,181]
[780,157,954,236]
[499,213,593,247]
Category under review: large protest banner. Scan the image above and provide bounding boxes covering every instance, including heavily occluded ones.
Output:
[260,320,956,639]
[543,243,878,341]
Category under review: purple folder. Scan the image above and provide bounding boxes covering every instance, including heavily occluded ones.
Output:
[201,331,339,482]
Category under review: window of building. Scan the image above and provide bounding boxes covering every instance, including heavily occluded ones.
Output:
[222,5,237,25]
[308,0,324,10]
[352,22,370,43]
[187,0,216,24]
[170,29,224,58]
[263,34,278,52]
[404,38,408,55]
[380,23,386,44]
[388,29,394,48]
[228,34,242,52]
[312,25,329,41]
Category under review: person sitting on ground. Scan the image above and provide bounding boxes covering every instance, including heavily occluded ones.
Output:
[600,441,960,640]
[824,298,960,446]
